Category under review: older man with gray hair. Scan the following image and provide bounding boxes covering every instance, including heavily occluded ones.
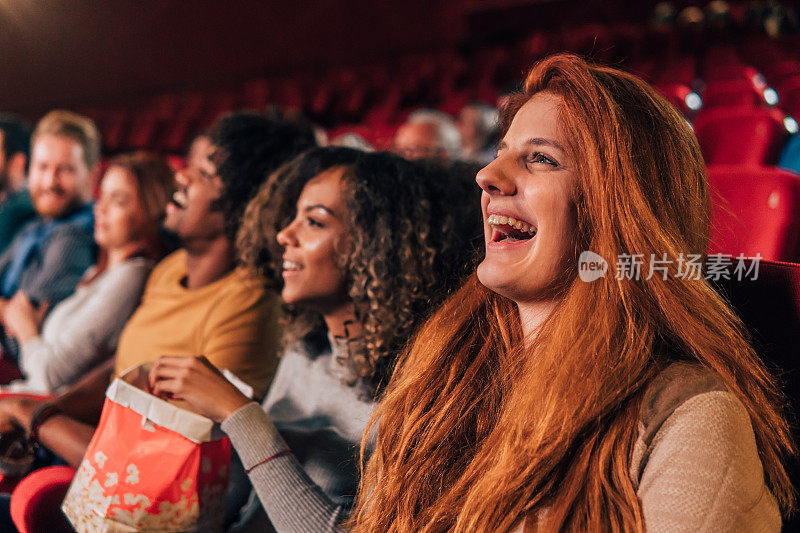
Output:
[393,109,461,161]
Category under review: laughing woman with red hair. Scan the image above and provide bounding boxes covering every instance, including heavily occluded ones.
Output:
[352,54,795,532]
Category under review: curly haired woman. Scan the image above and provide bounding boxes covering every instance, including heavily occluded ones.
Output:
[351,54,796,532]
[148,147,482,531]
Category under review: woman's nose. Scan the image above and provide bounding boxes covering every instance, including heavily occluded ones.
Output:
[276,220,298,248]
[476,158,516,196]
[40,167,59,189]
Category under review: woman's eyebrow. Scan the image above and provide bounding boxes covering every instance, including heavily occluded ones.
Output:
[496,138,566,153]
[523,137,566,153]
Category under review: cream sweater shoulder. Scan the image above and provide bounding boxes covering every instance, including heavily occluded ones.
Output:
[515,363,781,532]
[630,362,781,532]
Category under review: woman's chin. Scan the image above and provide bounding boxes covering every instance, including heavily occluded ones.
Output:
[476,261,517,297]
[280,287,309,309]
[477,260,559,304]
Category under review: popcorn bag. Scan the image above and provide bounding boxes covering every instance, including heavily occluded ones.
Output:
[62,364,231,532]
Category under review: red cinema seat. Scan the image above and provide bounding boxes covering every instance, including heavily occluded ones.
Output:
[653,56,696,86]
[150,93,179,118]
[273,78,304,111]
[765,60,800,87]
[693,107,789,165]
[200,90,237,129]
[310,82,334,116]
[703,63,749,83]
[363,87,402,126]
[158,116,195,154]
[713,259,800,532]
[10,466,75,533]
[703,45,741,68]
[654,83,700,116]
[707,165,800,262]
[778,77,800,119]
[701,79,762,109]
[241,79,271,110]
[102,110,129,152]
[340,84,369,117]
[127,111,161,150]
[702,63,765,89]
[177,92,206,119]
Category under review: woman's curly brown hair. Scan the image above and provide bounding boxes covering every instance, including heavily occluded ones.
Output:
[238,147,483,397]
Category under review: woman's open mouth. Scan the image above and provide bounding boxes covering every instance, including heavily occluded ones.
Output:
[170,190,188,209]
[487,214,537,243]
[281,259,303,277]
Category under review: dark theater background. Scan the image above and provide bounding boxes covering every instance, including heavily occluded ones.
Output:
[2,0,797,156]
[2,1,800,530]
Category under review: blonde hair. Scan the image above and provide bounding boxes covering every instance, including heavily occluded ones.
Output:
[32,110,101,170]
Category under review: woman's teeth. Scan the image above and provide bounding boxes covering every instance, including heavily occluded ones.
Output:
[486,214,537,235]
[171,191,187,208]
[282,260,302,271]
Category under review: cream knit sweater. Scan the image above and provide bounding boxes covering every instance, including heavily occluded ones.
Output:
[629,362,780,532]
[517,363,781,532]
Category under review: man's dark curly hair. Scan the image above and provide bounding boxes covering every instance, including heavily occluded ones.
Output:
[207,110,317,242]
[238,147,483,397]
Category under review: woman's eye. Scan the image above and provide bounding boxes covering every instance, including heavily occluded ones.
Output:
[527,153,558,167]
[308,217,323,228]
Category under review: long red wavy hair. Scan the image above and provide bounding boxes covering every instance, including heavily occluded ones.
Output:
[351,54,795,532]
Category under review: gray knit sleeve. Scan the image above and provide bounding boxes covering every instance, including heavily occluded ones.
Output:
[221,402,345,533]
[637,391,781,532]
[14,259,152,393]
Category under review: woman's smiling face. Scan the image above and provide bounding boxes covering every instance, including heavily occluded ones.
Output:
[476,92,579,305]
[276,166,350,314]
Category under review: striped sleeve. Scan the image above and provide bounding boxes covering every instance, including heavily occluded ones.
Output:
[20,225,94,306]
[0,223,28,278]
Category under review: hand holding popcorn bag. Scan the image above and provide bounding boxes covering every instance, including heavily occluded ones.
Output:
[62,364,231,532]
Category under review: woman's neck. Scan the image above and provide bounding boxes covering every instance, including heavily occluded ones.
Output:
[516,299,561,341]
[106,241,145,268]
[323,302,361,339]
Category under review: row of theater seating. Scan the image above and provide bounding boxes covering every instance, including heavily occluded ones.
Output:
[75,19,800,155]
[74,26,800,266]
[708,165,800,263]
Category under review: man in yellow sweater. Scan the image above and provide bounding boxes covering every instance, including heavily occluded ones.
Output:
[0,111,317,467]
